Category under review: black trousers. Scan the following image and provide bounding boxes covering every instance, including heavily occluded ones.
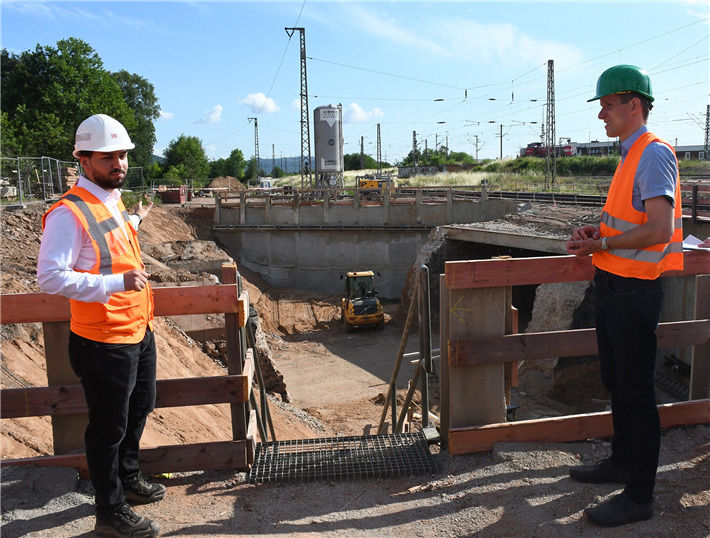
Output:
[594,269,664,504]
[69,328,157,517]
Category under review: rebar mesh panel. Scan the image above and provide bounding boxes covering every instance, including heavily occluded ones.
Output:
[248,432,438,483]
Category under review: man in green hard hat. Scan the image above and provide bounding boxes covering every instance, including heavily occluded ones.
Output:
[566,65,683,527]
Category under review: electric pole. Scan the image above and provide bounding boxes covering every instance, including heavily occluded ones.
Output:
[272,144,275,175]
[412,131,419,167]
[475,135,479,162]
[360,136,365,170]
[377,124,382,175]
[248,117,259,183]
[424,139,428,163]
[285,27,312,188]
[705,104,709,161]
[545,59,557,189]
[500,124,503,160]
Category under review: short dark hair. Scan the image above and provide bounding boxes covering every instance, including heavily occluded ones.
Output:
[75,151,93,159]
[619,91,652,121]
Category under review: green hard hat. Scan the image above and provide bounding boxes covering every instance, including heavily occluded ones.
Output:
[588,64,654,102]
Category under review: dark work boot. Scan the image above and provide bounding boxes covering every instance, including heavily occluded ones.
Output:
[95,503,161,537]
[584,492,653,527]
[569,458,629,484]
[123,474,167,505]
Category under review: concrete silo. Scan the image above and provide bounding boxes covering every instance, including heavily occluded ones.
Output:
[313,104,344,188]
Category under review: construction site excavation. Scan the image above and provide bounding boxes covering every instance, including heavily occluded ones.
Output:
[2,7,710,533]
[3,173,710,536]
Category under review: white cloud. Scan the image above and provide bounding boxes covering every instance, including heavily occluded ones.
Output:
[290,99,301,111]
[4,2,174,35]
[238,93,281,114]
[682,0,710,19]
[341,5,583,69]
[343,103,384,123]
[159,111,174,121]
[343,4,447,56]
[191,105,223,125]
[435,19,584,68]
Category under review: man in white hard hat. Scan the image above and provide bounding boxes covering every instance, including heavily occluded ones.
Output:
[38,114,163,538]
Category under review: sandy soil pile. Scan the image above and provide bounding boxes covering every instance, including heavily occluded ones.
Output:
[207,176,247,194]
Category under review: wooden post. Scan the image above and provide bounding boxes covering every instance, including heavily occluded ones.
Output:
[222,263,247,441]
[446,265,507,432]
[439,274,450,449]
[503,288,517,406]
[690,275,710,399]
[416,188,423,224]
[43,321,88,454]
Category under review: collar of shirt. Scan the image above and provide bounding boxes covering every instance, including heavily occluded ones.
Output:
[620,125,649,161]
[76,173,122,209]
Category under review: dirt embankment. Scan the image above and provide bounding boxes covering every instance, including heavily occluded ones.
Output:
[0,202,338,463]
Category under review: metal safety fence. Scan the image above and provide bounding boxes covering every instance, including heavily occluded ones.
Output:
[0,156,145,204]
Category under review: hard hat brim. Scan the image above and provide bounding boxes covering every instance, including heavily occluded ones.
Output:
[587,91,654,104]
[72,142,135,159]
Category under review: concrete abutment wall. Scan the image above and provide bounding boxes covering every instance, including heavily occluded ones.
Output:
[214,192,518,299]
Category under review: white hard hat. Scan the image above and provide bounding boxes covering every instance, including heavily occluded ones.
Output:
[72,114,135,158]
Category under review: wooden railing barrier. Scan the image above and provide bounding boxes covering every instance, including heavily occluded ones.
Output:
[442,251,710,455]
[0,263,255,478]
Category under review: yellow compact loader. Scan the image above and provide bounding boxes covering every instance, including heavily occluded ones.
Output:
[341,271,384,332]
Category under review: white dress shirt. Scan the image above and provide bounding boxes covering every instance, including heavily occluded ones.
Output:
[37,175,141,304]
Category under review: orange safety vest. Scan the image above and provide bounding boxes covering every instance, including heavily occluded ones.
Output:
[43,186,154,343]
[593,131,683,280]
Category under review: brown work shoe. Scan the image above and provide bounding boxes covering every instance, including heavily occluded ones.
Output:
[123,474,166,505]
[569,458,629,484]
[584,492,653,527]
[95,503,161,537]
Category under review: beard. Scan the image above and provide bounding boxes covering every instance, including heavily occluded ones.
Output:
[86,165,126,190]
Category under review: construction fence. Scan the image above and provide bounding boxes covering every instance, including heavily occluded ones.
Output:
[0,157,145,204]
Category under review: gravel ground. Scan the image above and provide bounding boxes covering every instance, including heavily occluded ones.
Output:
[3,425,710,538]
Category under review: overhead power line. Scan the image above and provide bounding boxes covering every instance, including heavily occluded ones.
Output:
[308,57,466,90]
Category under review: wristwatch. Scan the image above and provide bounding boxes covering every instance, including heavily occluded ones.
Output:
[601,237,609,251]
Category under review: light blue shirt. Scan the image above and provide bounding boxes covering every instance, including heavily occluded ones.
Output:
[621,125,678,212]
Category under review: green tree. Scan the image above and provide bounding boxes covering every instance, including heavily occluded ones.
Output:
[147,161,163,179]
[448,151,475,164]
[343,152,378,170]
[271,166,285,178]
[111,70,161,175]
[1,39,135,159]
[244,157,266,181]
[163,164,187,180]
[0,111,20,157]
[210,148,247,179]
[163,135,210,179]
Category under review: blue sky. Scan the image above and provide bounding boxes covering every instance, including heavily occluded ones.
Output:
[2,1,709,164]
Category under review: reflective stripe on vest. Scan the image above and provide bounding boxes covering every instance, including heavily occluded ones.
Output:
[62,193,120,275]
[592,131,683,279]
[43,186,154,344]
